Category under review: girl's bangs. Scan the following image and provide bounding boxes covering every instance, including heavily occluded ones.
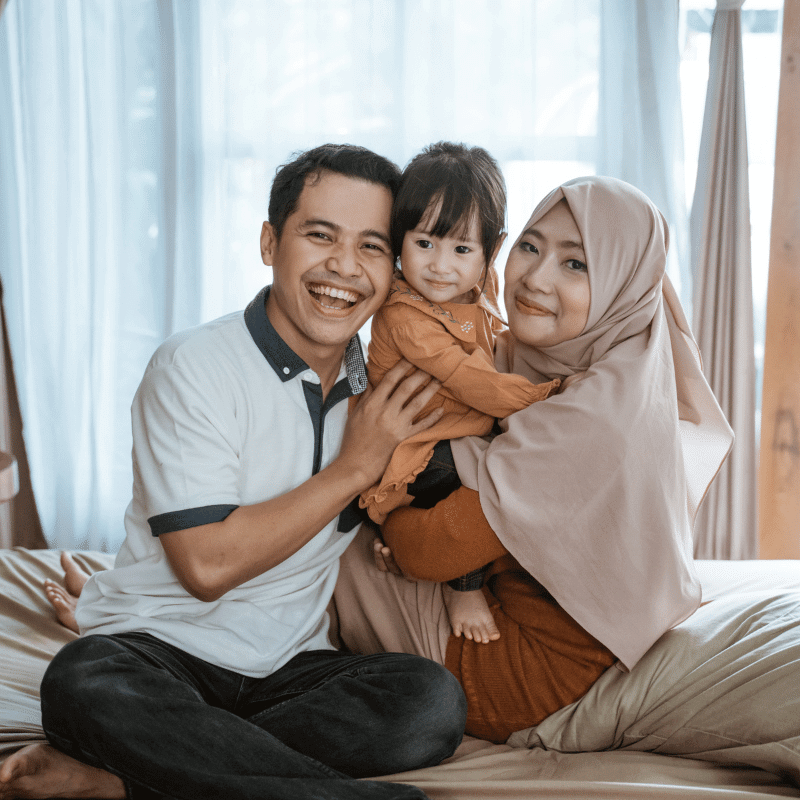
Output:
[421,188,479,242]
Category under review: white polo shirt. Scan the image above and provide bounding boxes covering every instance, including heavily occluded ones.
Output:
[76,286,367,677]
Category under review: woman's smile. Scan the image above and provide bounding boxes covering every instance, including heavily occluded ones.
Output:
[513,295,555,316]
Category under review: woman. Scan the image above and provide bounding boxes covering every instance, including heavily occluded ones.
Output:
[334,174,740,741]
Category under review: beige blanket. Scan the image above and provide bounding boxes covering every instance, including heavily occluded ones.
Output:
[336,526,800,798]
[2,543,799,799]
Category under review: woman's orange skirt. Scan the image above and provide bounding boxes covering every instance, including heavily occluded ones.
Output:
[384,487,615,743]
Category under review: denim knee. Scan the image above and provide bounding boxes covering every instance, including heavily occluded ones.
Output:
[41,635,122,732]
[383,656,467,772]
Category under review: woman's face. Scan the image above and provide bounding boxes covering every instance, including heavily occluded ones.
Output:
[504,199,591,348]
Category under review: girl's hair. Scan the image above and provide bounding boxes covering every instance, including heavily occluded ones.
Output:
[391,141,506,268]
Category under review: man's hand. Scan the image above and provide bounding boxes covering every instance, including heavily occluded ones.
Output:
[160,361,443,602]
[338,360,443,489]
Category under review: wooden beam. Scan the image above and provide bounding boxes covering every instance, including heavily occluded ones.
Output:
[758,0,800,558]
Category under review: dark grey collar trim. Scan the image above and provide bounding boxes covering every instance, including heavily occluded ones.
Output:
[245,286,367,394]
[344,337,368,394]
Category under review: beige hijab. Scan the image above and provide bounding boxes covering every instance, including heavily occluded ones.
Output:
[452,176,733,670]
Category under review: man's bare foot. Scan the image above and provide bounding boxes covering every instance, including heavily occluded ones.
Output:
[61,552,90,597]
[43,552,90,634]
[43,581,79,633]
[0,744,124,799]
[443,585,500,644]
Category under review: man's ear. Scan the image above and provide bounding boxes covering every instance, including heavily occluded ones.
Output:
[260,221,278,266]
[488,232,507,267]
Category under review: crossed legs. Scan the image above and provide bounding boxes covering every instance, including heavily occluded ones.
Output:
[4,558,466,800]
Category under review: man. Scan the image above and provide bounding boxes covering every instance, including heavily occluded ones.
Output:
[0,144,466,800]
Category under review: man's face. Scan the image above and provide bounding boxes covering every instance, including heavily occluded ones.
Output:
[261,171,394,361]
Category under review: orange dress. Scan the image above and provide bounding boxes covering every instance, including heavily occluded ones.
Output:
[383,487,616,743]
[360,277,559,524]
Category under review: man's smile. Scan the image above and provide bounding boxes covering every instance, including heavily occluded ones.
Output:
[305,282,363,311]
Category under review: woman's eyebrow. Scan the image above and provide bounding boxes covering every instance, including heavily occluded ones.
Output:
[524,227,584,251]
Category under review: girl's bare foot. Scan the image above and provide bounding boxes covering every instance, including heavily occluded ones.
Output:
[443,585,500,644]
[43,552,90,634]
[0,744,124,799]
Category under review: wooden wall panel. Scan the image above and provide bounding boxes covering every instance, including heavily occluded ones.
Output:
[758,0,800,558]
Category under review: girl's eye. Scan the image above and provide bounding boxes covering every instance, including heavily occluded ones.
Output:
[454,245,471,254]
[567,259,588,272]
[415,239,433,249]
[519,241,538,254]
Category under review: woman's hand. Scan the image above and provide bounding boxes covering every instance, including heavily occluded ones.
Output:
[373,537,405,577]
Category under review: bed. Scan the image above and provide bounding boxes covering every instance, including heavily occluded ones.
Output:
[2,545,799,799]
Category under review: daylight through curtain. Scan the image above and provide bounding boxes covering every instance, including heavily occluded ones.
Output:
[0,0,686,551]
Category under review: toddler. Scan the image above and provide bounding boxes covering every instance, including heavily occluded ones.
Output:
[361,141,560,643]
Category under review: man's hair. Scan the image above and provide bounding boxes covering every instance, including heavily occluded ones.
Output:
[391,141,506,268]
[268,144,402,245]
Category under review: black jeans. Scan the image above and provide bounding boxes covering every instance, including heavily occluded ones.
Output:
[41,632,466,800]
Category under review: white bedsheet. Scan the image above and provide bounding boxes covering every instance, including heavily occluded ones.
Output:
[696,559,800,600]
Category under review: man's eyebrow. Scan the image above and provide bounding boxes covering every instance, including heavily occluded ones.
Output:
[362,228,392,247]
[523,227,585,251]
[300,219,391,248]
[300,218,340,233]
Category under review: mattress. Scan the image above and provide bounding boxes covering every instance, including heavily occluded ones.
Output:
[1,547,798,799]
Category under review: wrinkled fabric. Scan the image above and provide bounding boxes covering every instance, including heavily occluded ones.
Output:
[508,590,800,787]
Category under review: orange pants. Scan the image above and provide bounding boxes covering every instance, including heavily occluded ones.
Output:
[383,487,616,743]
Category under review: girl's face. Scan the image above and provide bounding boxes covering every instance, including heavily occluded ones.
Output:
[504,199,591,348]
[399,206,489,305]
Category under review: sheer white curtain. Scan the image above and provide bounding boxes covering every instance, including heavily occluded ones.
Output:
[598,0,689,299]
[0,0,686,551]
[690,0,757,558]
[0,0,204,550]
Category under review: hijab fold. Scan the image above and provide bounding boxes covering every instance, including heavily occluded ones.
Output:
[452,177,733,670]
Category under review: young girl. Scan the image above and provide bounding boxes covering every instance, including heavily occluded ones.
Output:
[360,142,560,644]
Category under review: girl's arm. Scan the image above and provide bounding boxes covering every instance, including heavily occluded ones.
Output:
[440,349,559,416]
[387,317,559,418]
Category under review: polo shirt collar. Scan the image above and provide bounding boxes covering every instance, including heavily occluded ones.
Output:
[244,285,368,395]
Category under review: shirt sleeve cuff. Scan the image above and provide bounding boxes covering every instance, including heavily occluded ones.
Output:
[148,504,239,536]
